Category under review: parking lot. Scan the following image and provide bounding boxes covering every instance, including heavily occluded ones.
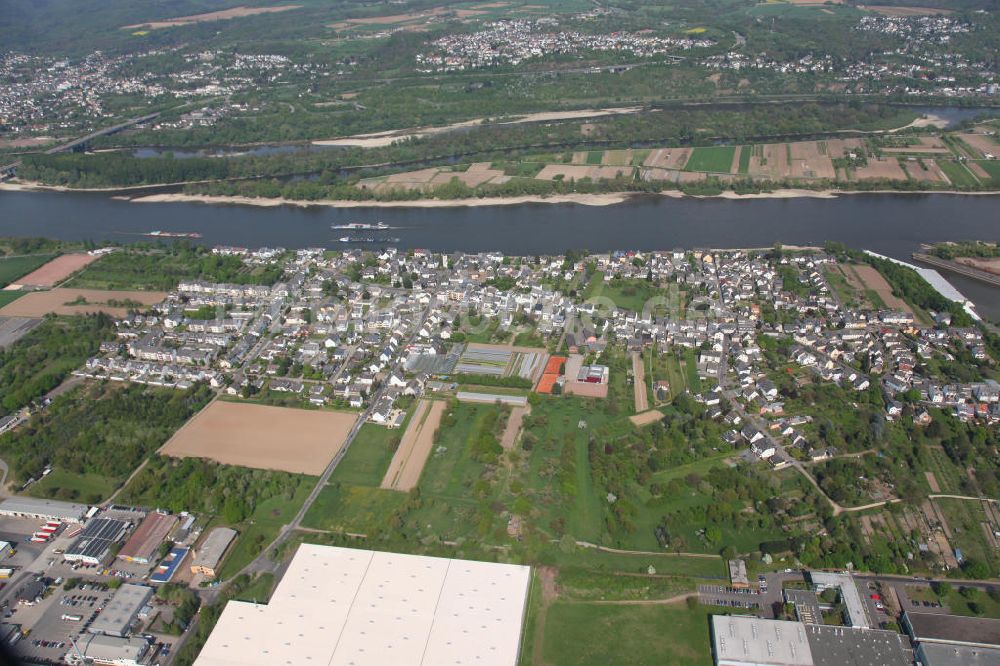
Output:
[11,582,116,663]
[698,583,763,612]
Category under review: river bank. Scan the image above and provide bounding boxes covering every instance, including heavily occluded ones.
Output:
[122,188,1000,208]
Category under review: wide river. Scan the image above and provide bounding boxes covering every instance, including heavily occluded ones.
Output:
[1,190,998,319]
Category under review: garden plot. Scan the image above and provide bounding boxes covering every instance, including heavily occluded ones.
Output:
[854,158,907,181]
[959,131,999,159]
[903,159,951,185]
[642,148,691,170]
[455,342,548,382]
[789,142,836,179]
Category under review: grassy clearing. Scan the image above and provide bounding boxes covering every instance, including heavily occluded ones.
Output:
[685,146,736,173]
[0,254,56,288]
[217,482,313,579]
[0,291,24,308]
[975,160,1000,184]
[329,423,401,487]
[28,470,117,502]
[937,159,980,187]
[587,276,662,313]
[302,483,407,534]
[684,348,702,393]
[585,151,604,165]
[540,603,714,666]
[935,498,999,576]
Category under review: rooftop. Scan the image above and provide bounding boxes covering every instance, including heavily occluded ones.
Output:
[916,642,1000,666]
[65,518,129,563]
[88,583,153,637]
[906,612,1000,649]
[119,511,177,562]
[712,615,814,666]
[195,543,531,666]
[0,496,88,521]
[806,624,912,666]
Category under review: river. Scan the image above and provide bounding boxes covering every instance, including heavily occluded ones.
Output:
[0,189,998,320]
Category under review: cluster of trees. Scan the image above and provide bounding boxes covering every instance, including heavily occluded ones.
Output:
[0,313,114,416]
[864,254,974,326]
[24,103,928,190]
[930,241,1000,260]
[118,454,308,526]
[75,244,283,290]
[156,583,200,635]
[0,382,213,498]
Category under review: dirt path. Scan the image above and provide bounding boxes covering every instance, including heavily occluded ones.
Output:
[584,592,697,606]
[381,399,445,491]
[500,405,528,451]
[574,540,721,559]
[531,566,560,666]
[631,352,648,412]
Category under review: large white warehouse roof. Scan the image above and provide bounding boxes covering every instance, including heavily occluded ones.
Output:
[195,543,532,666]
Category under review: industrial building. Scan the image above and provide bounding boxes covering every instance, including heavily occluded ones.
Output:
[64,634,151,666]
[88,583,153,638]
[118,511,177,564]
[711,616,911,666]
[0,496,88,523]
[150,546,189,584]
[904,612,1000,665]
[195,544,532,666]
[190,527,237,578]
[64,517,129,565]
[728,559,750,589]
[807,571,871,628]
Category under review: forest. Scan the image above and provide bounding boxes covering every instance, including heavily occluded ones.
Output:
[0,382,214,502]
[21,103,919,187]
[0,314,115,416]
[73,244,284,290]
[117,455,309,526]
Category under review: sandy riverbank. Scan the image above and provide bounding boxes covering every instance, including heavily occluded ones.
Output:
[312,106,642,148]
[125,192,632,207]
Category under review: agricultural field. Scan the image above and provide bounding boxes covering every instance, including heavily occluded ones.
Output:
[161,401,358,475]
[684,146,737,174]
[10,253,99,288]
[0,253,57,288]
[0,288,166,318]
[454,342,548,383]
[381,399,445,491]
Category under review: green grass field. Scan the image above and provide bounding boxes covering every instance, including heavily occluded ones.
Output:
[28,470,118,503]
[937,160,980,187]
[0,291,24,308]
[539,603,714,666]
[684,348,702,393]
[329,423,401,487]
[0,254,55,288]
[684,146,736,174]
[586,274,662,313]
[217,482,314,579]
[975,160,1000,184]
[302,483,408,534]
[738,145,751,174]
[585,151,605,165]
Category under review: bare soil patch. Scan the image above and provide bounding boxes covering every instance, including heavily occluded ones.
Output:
[602,150,633,166]
[959,133,999,159]
[161,401,357,475]
[500,406,528,451]
[824,138,865,158]
[381,400,444,491]
[124,5,301,30]
[643,148,691,170]
[854,158,907,181]
[631,352,648,413]
[789,142,836,180]
[12,253,99,288]
[729,146,742,175]
[0,288,165,318]
[903,159,950,185]
[851,264,912,313]
[629,410,664,427]
[955,256,1000,277]
[925,471,941,493]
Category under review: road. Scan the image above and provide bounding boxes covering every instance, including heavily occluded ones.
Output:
[224,298,436,585]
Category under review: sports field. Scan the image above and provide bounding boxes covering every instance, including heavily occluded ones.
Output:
[0,288,166,318]
[381,399,445,491]
[161,401,358,474]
